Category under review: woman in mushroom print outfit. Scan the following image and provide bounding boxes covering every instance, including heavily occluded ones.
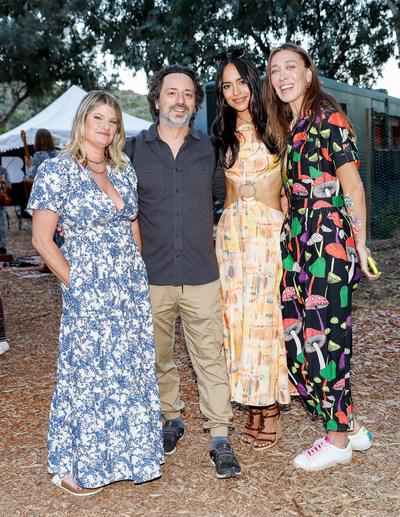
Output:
[264,43,379,471]
[27,91,163,495]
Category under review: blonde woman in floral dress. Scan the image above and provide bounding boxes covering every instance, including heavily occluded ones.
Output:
[211,50,290,450]
[28,91,163,495]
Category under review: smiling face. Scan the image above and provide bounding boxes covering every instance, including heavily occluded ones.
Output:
[155,73,195,128]
[83,103,118,153]
[270,49,312,115]
[221,62,252,120]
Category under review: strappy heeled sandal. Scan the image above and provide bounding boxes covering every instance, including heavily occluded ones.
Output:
[253,403,282,451]
[240,407,263,445]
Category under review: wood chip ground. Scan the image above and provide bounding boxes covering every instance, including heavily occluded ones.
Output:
[1,214,399,516]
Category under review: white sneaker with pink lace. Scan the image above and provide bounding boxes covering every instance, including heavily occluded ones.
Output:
[294,436,352,471]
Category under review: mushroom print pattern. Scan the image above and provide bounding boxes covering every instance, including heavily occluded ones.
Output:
[280,107,361,432]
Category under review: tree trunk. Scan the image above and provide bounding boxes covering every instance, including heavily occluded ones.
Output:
[0,90,30,131]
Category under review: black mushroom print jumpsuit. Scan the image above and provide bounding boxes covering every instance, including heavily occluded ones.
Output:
[280,107,361,432]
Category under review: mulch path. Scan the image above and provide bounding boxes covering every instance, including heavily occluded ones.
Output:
[0,213,399,517]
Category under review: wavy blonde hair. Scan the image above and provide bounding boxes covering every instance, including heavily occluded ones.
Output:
[61,90,128,171]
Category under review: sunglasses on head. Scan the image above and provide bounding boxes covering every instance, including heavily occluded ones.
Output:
[214,48,247,65]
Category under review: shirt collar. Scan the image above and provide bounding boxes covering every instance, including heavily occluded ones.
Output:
[146,122,201,141]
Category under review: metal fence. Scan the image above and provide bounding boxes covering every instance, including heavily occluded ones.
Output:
[370,149,400,239]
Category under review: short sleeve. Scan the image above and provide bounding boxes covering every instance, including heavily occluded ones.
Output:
[28,152,43,180]
[26,158,68,216]
[121,153,138,190]
[323,111,359,171]
[123,137,136,164]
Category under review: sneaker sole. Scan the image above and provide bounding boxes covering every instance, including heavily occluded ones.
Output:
[293,456,352,472]
[350,441,373,452]
[210,459,242,479]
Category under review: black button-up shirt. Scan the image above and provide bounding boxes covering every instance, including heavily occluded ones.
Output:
[127,123,225,286]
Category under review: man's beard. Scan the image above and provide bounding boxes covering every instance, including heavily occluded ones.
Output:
[159,103,193,127]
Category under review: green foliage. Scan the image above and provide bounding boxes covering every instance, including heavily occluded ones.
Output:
[110,89,152,121]
[100,0,395,86]
[0,0,397,131]
[0,0,115,130]
[303,0,394,86]
[0,84,66,134]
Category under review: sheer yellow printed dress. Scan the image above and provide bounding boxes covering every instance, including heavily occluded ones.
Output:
[216,122,290,406]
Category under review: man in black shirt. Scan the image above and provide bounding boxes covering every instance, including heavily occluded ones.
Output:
[125,65,241,479]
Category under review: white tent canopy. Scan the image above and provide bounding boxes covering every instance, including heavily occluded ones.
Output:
[0,85,151,153]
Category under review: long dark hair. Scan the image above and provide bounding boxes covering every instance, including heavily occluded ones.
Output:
[34,129,55,153]
[211,55,276,169]
[264,42,354,155]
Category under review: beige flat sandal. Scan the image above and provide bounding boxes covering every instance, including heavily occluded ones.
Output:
[51,474,103,497]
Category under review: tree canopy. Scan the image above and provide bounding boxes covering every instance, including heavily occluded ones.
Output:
[0,0,398,132]
[100,0,395,86]
[0,0,114,130]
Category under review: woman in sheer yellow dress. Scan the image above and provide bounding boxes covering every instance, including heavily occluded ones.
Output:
[211,50,290,450]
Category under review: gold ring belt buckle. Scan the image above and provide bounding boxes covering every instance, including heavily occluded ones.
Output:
[239,183,256,200]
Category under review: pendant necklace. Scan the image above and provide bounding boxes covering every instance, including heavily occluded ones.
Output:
[88,163,107,179]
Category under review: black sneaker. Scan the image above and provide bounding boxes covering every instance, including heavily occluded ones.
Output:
[163,420,184,455]
[210,442,242,479]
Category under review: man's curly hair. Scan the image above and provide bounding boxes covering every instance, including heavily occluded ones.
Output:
[147,64,204,123]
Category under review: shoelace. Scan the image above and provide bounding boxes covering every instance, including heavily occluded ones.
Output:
[213,443,231,453]
[306,437,332,457]
[164,422,181,433]
[212,443,234,457]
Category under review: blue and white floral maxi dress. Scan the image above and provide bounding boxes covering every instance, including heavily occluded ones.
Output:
[27,153,163,488]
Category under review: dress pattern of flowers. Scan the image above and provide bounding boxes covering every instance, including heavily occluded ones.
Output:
[27,153,163,488]
[281,108,361,432]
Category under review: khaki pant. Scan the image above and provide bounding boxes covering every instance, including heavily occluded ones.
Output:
[149,280,233,437]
